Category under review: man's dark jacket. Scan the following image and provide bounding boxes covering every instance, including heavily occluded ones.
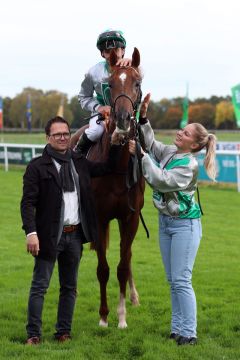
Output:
[21,145,118,260]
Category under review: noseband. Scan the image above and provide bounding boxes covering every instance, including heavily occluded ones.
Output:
[112,92,142,116]
[109,66,142,120]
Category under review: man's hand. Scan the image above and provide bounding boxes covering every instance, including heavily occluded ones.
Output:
[140,93,151,118]
[98,105,111,118]
[129,140,137,155]
[26,234,40,256]
[116,58,132,67]
[129,140,145,156]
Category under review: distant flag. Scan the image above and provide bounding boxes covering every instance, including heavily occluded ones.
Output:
[180,84,189,129]
[57,97,64,117]
[26,95,32,131]
[231,84,240,128]
[0,97,3,129]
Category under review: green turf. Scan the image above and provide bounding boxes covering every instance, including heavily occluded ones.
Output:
[0,169,240,359]
[0,132,46,144]
[1,130,239,146]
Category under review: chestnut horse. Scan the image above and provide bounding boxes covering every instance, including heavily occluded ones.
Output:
[71,48,145,328]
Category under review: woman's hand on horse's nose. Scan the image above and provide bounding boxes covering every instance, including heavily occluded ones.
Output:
[129,140,136,154]
[140,93,151,117]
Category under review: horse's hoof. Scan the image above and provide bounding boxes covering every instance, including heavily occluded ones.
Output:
[99,319,108,327]
[130,295,140,306]
[118,321,128,329]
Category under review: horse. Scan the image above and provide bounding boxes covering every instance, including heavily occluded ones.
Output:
[71,47,145,328]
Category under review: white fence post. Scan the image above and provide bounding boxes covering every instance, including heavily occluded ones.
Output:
[4,145,8,172]
[236,154,240,192]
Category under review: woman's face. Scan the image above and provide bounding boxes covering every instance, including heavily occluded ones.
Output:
[174,124,199,153]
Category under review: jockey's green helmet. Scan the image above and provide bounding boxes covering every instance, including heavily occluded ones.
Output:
[96,30,126,51]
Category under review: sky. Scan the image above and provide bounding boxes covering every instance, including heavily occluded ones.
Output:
[1,0,239,102]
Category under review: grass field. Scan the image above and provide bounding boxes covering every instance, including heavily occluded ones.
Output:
[0,169,240,359]
[1,129,240,146]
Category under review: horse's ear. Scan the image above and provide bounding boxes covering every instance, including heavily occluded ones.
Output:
[132,47,140,68]
[109,49,118,67]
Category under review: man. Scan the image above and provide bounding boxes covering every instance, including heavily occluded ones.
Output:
[77,29,131,155]
[21,116,119,344]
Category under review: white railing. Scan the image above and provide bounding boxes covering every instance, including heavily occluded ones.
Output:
[1,143,240,192]
[0,143,45,171]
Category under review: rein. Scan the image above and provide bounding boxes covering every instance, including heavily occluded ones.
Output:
[83,113,105,124]
[123,111,149,239]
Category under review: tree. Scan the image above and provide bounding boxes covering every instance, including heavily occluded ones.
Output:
[9,88,44,128]
[189,103,215,129]
[39,91,73,128]
[161,106,182,129]
[215,101,235,129]
[9,88,73,129]
[2,97,12,127]
[69,96,90,129]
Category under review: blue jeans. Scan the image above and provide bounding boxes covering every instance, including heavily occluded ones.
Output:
[159,214,202,338]
[26,228,83,338]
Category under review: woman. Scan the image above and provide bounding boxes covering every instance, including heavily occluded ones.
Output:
[129,95,217,345]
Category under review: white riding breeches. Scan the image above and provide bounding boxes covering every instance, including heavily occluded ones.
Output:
[85,117,105,142]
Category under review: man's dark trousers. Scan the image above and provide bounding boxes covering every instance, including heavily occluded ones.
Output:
[26,227,83,338]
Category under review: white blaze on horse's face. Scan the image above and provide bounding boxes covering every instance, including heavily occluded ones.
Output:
[119,72,127,85]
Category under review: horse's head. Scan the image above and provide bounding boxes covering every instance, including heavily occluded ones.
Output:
[108,47,142,136]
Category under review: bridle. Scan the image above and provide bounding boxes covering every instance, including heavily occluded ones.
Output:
[109,66,142,131]
[112,91,142,118]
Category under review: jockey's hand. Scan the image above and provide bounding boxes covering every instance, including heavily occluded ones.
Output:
[98,105,111,118]
[111,130,124,145]
[140,93,151,118]
[26,234,40,257]
[116,58,132,67]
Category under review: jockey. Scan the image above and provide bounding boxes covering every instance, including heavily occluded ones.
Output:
[76,29,132,155]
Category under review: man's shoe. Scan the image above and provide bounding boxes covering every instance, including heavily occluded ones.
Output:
[177,335,197,345]
[55,334,72,342]
[26,336,40,345]
[169,332,179,340]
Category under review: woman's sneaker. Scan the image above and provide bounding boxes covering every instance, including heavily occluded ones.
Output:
[177,335,197,345]
[169,333,179,340]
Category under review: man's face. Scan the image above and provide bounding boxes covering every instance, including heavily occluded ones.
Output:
[47,122,71,153]
[102,47,125,62]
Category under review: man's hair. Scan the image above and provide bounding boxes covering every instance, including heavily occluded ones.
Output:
[45,116,70,136]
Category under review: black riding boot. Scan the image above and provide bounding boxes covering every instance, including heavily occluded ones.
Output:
[75,133,95,156]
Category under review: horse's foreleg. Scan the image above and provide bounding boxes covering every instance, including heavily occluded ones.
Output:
[117,215,139,328]
[96,224,110,327]
[129,267,139,306]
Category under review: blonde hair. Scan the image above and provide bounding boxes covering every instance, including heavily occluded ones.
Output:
[191,123,217,181]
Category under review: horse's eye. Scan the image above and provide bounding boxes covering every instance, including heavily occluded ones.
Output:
[109,84,112,88]
[136,82,140,88]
